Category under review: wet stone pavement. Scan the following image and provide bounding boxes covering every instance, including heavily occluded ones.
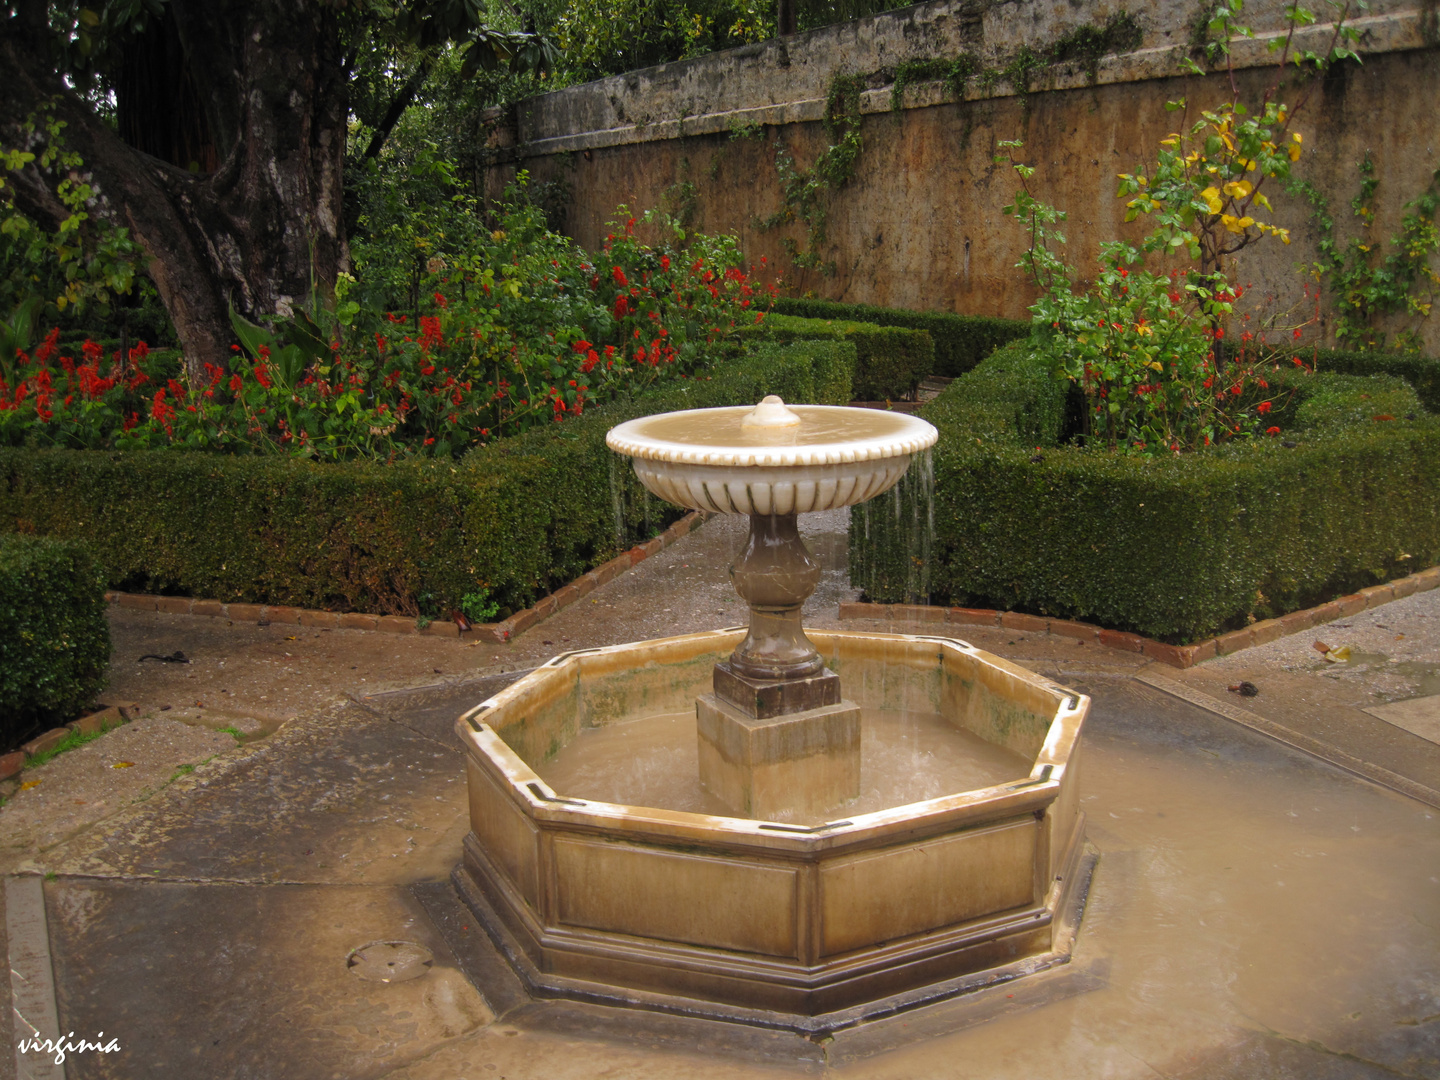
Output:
[1,508,1437,1080]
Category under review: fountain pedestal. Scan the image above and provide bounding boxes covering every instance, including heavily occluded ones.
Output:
[697,511,861,819]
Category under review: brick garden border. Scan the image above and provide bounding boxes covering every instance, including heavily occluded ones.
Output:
[104,510,709,645]
[838,565,1440,669]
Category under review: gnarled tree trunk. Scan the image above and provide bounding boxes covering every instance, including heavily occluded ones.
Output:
[0,0,348,382]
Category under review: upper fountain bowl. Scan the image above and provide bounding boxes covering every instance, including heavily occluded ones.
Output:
[606,396,938,515]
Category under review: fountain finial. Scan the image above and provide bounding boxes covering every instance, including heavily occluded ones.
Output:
[740,395,802,429]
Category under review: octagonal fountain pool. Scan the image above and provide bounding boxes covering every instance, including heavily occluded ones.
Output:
[452,397,1093,1030]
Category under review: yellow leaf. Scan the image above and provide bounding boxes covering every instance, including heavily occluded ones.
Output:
[1288,143,1302,162]
[1291,131,1303,144]
[1254,192,1273,211]
[20,780,40,791]
[1201,186,1223,214]
[1223,179,1253,198]
[112,761,135,769]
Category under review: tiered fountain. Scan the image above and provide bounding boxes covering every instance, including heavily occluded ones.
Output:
[453,396,1091,1030]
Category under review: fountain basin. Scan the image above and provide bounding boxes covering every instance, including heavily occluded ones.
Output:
[453,627,1090,1025]
[607,402,935,514]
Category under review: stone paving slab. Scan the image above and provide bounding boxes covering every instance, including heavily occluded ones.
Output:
[1162,589,1440,799]
[1364,694,1440,745]
[45,880,490,1080]
[26,702,468,888]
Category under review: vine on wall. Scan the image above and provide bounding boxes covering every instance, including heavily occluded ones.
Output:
[1292,154,1440,352]
[754,12,1145,272]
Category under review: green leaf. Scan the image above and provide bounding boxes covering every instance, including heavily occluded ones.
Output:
[229,301,276,360]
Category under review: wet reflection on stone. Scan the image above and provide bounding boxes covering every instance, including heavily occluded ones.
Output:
[536,708,1031,825]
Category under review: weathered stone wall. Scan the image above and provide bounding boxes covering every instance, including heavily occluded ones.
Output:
[486,0,1440,350]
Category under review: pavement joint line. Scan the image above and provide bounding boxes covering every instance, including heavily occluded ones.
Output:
[6,876,65,1080]
[1135,669,1440,811]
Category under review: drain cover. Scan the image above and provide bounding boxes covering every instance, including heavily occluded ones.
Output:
[346,940,434,983]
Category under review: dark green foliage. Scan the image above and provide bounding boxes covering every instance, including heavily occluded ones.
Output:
[771,297,1029,377]
[851,341,1440,642]
[0,534,110,742]
[0,341,854,619]
[741,314,933,400]
[1298,347,1440,413]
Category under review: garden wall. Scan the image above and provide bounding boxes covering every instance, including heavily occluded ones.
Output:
[482,0,1440,352]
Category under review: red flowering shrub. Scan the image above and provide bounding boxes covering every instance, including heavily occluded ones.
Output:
[0,181,778,460]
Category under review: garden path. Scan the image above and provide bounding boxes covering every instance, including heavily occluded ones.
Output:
[0,510,1436,1079]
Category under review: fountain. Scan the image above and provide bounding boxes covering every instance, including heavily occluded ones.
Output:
[453,396,1092,1030]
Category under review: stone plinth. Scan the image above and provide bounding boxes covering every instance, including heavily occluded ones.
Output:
[696,693,860,819]
[712,660,840,718]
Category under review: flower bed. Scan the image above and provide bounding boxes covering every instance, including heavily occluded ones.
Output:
[849,341,1440,642]
[0,534,110,742]
[0,340,854,618]
[0,193,776,460]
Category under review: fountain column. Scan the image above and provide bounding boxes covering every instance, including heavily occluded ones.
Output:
[608,394,935,819]
[694,509,860,819]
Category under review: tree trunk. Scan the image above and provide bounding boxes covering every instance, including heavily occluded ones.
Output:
[0,1,348,383]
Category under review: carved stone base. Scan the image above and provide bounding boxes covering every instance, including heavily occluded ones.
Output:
[712,660,841,719]
[697,692,860,820]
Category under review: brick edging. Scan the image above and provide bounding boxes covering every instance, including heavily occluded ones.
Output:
[837,565,1440,669]
[104,511,709,644]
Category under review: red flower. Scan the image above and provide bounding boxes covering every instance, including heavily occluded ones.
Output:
[1265,426,1281,436]
[612,266,628,287]
[1257,401,1272,414]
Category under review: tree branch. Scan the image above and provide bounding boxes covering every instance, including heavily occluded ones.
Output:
[363,53,434,161]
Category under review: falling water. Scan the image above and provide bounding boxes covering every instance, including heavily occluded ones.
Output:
[855,447,935,605]
[608,451,627,553]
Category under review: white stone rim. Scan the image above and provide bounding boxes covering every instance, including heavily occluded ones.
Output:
[606,405,938,467]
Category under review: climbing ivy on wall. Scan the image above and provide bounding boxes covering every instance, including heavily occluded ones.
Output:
[1291,154,1440,353]
[753,12,1145,273]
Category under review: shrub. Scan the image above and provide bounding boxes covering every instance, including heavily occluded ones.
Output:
[0,340,855,618]
[1299,348,1440,413]
[850,341,1440,642]
[0,181,778,460]
[0,534,110,742]
[772,297,1027,377]
[740,314,933,400]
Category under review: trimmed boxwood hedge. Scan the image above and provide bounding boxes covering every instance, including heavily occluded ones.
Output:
[0,340,855,618]
[850,341,1440,642]
[772,298,1029,378]
[0,534,110,741]
[740,314,935,401]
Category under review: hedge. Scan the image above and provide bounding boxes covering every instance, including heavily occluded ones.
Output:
[0,534,110,742]
[0,340,855,619]
[772,298,1029,378]
[1300,348,1440,413]
[850,341,1440,642]
[740,314,934,401]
